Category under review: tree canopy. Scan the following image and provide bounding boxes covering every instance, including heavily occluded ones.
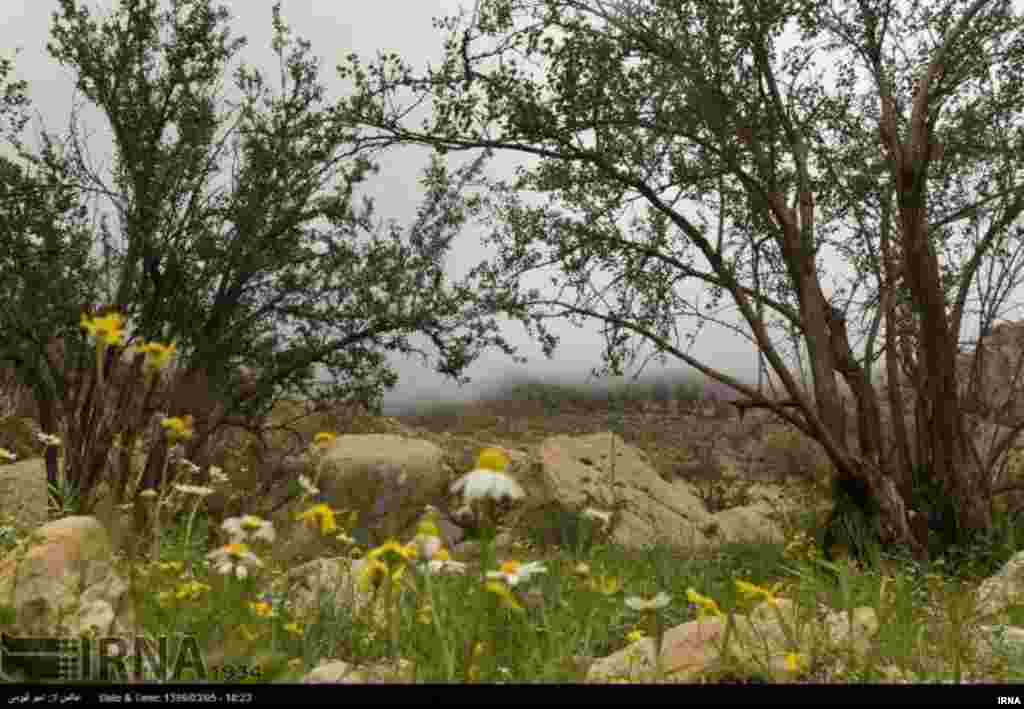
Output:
[335,0,1024,559]
[0,0,527,508]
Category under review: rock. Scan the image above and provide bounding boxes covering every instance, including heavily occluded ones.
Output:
[870,319,1024,481]
[0,516,151,682]
[0,516,137,639]
[4,405,807,567]
[587,598,878,683]
[707,500,786,545]
[537,432,715,552]
[530,432,805,554]
[0,457,50,531]
[957,321,1024,425]
[302,657,414,683]
[976,624,1024,674]
[974,549,1024,621]
[315,435,451,547]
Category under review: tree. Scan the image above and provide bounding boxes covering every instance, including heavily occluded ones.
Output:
[335,0,1024,560]
[0,53,111,493]
[1,0,526,517]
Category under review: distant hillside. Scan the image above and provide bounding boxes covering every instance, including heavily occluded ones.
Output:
[699,377,744,401]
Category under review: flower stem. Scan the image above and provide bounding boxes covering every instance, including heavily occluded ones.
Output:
[183,499,202,553]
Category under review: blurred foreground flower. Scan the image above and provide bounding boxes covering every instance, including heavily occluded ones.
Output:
[161,416,194,443]
[627,592,672,613]
[222,515,276,544]
[486,560,547,587]
[207,542,264,580]
[684,588,722,619]
[80,312,126,347]
[296,504,337,535]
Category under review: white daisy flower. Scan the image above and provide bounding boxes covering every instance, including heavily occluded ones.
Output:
[486,560,547,587]
[450,469,525,504]
[173,484,214,498]
[625,592,671,612]
[206,542,264,579]
[298,474,319,497]
[222,515,276,544]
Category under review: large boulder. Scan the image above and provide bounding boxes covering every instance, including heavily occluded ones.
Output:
[301,657,415,683]
[710,500,786,546]
[0,456,49,531]
[862,320,1024,493]
[587,598,879,683]
[536,432,715,552]
[0,516,137,640]
[527,432,810,553]
[314,434,452,546]
[957,321,1024,425]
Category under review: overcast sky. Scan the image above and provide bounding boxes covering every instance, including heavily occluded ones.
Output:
[2,1,1021,414]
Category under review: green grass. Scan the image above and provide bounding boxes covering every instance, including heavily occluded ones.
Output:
[3,373,1024,684]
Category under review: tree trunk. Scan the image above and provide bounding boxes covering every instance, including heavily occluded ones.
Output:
[35,392,61,493]
[892,147,991,538]
[868,57,995,549]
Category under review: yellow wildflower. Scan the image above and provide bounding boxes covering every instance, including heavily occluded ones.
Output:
[296,504,337,535]
[135,341,177,372]
[248,601,276,619]
[313,432,337,448]
[81,312,126,347]
[161,416,194,443]
[475,447,510,472]
[684,588,722,618]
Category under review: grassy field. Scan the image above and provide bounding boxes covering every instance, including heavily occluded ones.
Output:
[2,369,1024,684]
